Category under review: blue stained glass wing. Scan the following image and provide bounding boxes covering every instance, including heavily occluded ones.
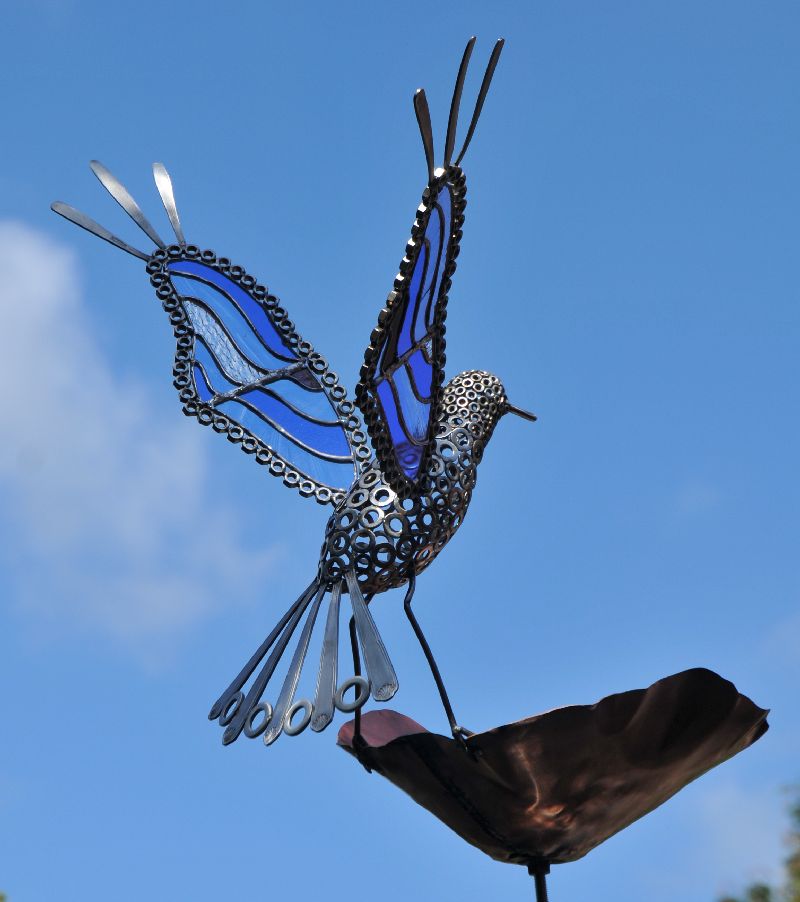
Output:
[152,255,371,506]
[356,171,465,491]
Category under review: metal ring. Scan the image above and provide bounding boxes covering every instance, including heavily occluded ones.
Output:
[219,691,244,726]
[358,505,384,529]
[283,699,313,736]
[243,702,273,739]
[335,676,371,713]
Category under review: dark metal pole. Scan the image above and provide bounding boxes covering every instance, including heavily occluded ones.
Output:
[348,595,373,773]
[528,862,550,902]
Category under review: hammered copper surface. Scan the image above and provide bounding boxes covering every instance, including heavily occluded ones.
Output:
[338,668,768,865]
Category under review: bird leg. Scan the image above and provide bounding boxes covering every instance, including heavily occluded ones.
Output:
[403,572,473,750]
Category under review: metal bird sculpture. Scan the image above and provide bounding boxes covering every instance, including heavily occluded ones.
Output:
[51,37,535,749]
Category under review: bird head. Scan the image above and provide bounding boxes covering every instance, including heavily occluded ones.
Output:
[441,371,536,456]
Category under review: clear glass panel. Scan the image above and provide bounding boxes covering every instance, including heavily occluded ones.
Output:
[193,335,240,391]
[168,261,296,360]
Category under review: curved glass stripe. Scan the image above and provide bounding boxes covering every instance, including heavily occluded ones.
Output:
[423,186,451,332]
[376,379,423,480]
[419,206,444,340]
[407,348,432,401]
[376,380,407,450]
[257,384,340,427]
[168,261,296,361]
[265,376,334,422]
[396,242,427,359]
[171,275,291,374]
[193,335,242,392]
[193,363,213,403]
[242,388,351,457]
[392,366,428,444]
[393,185,452,360]
[218,400,355,490]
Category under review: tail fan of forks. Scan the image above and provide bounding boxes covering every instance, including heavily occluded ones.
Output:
[208,574,398,747]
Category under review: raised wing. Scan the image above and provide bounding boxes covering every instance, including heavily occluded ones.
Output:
[53,162,372,506]
[356,38,504,494]
[357,169,464,490]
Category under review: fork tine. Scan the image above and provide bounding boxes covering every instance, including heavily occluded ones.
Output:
[50,202,150,260]
[153,162,186,246]
[311,582,342,732]
[263,583,327,746]
[454,38,505,167]
[90,160,166,248]
[346,570,398,702]
[444,37,476,167]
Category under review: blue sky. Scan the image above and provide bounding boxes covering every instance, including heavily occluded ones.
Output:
[1,2,798,900]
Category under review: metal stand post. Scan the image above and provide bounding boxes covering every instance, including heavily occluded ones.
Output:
[528,861,550,902]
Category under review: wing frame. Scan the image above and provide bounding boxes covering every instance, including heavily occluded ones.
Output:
[356,165,467,496]
[147,245,373,507]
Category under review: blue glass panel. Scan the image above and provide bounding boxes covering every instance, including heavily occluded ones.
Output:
[392,366,428,443]
[438,182,452,229]
[266,376,334,424]
[242,388,351,458]
[194,337,237,394]
[218,400,355,490]
[418,207,443,340]
[423,189,453,334]
[168,261,296,361]
[406,348,432,401]
[171,274,291,374]
[269,379,346,434]
[376,379,423,479]
[395,242,427,358]
[193,364,213,402]
[376,379,407,448]
[398,442,423,479]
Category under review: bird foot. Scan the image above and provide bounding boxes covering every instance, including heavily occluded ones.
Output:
[452,724,475,753]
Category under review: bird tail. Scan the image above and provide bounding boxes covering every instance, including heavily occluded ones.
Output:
[51,160,186,260]
[208,573,399,747]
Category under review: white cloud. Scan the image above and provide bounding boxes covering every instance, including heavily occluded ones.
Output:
[0,222,278,654]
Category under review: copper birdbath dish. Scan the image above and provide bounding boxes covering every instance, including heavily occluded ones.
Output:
[339,668,768,899]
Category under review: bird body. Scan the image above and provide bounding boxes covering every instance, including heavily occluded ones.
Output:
[52,37,535,749]
[319,369,509,596]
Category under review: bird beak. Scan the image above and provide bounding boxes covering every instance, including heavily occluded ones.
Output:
[506,403,537,422]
